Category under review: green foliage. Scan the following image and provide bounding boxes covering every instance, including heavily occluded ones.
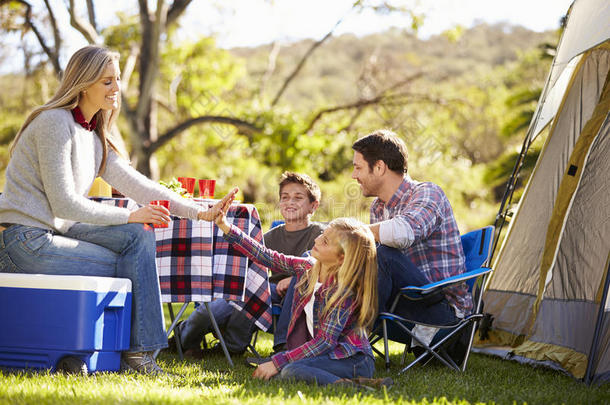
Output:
[483,145,542,203]
[0,23,559,231]
[159,178,189,197]
[501,109,536,138]
[160,37,245,115]
[102,13,141,53]
[442,25,465,43]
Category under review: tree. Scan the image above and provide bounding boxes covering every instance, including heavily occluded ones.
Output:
[0,0,259,178]
[1,0,426,180]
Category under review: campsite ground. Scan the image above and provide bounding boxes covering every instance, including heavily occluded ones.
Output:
[1,331,608,405]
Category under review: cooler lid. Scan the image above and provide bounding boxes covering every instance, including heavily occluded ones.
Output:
[0,273,132,292]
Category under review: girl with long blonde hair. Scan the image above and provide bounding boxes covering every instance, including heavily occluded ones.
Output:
[0,45,231,374]
[213,189,391,388]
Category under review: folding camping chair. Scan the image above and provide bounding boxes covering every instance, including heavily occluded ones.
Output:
[369,225,494,373]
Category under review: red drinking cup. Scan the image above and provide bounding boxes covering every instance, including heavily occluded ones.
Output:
[198,179,216,199]
[150,200,170,228]
[177,177,196,195]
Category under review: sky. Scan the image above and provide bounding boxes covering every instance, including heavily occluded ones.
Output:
[179,0,575,48]
[1,0,575,72]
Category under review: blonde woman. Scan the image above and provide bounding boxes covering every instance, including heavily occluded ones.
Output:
[0,45,230,374]
[212,190,391,388]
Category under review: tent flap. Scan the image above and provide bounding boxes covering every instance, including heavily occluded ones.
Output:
[479,1,610,381]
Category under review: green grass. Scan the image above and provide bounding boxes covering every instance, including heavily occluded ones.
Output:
[1,329,608,405]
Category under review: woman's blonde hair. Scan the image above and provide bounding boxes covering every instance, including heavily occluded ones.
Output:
[296,217,378,332]
[10,45,121,175]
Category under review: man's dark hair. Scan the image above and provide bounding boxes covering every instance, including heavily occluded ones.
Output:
[279,172,321,203]
[352,129,408,174]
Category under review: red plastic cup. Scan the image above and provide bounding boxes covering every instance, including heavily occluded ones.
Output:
[150,200,170,228]
[177,177,195,194]
[198,179,216,199]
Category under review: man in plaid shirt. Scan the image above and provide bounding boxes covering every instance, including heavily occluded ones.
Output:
[351,130,471,326]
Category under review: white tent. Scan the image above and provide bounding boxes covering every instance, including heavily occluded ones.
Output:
[476,0,610,384]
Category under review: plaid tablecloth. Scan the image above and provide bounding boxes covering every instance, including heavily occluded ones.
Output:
[93,197,272,331]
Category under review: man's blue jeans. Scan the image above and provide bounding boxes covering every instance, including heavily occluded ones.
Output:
[178,299,256,354]
[270,276,296,351]
[0,223,167,352]
[376,245,458,325]
[278,352,374,385]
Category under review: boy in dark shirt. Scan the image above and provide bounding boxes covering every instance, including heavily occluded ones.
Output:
[264,172,325,352]
[172,172,324,357]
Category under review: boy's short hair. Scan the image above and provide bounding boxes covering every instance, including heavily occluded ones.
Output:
[279,172,321,203]
[352,129,408,175]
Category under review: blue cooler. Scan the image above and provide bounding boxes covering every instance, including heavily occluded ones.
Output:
[0,273,131,373]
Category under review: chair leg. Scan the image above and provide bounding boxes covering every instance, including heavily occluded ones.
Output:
[400,330,463,373]
[383,319,390,371]
[439,347,459,370]
[401,345,408,365]
[460,320,478,371]
[387,319,460,373]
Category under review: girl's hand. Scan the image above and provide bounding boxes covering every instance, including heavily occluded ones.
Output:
[128,205,171,226]
[213,194,233,234]
[198,187,239,225]
[252,361,279,380]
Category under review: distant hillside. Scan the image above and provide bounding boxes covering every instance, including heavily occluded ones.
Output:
[231,23,555,109]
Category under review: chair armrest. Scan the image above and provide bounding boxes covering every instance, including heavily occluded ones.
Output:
[400,267,492,300]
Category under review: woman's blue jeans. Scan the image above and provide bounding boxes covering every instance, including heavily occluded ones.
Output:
[278,352,374,385]
[0,223,167,352]
[178,299,257,353]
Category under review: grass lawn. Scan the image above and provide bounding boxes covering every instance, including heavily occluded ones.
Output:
[1,330,609,405]
[2,305,609,405]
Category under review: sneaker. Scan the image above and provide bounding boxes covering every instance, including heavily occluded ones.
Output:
[351,377,394,390]
[245,356,271,367]
[121,352,166,375]
[332,378,363,389]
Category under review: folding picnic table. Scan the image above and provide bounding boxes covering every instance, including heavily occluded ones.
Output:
[95,197,273,366]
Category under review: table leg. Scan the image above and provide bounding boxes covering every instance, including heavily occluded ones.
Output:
[168,303,184,360]
[205,302,234,367]
[153,302,190,360]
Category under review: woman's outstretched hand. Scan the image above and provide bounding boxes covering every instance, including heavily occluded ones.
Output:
[128,204,171,226]
[197,187,239,234]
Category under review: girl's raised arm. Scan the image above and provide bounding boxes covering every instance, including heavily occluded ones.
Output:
[213,189,311,276]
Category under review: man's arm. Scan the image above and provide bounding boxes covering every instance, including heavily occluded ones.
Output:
[372,217,415,249]
[368,223,381,242]
[372,183,444,249]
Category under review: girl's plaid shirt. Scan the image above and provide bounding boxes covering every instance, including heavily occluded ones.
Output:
[223,224,374,370]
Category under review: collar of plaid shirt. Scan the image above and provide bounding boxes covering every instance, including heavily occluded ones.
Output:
[371,175,415,217]
[71,106,98,131]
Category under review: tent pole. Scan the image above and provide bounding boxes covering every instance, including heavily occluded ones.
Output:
[584,255,610,384]
[490,132,533,260]
[489,10,572,262]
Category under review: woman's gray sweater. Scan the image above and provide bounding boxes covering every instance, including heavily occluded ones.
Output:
[0,108,204,233]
